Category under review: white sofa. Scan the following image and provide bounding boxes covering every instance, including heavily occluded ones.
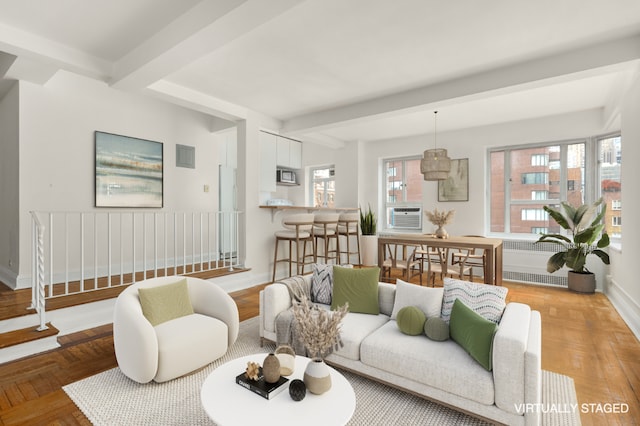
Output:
[259,274,542,426]
[114,276,239,383]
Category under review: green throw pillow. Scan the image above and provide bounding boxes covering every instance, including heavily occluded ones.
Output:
[396,306,426,336]
[449,299,498,371]
[424,317,450,341]
[331,266,380,315]
[138,279,194,326]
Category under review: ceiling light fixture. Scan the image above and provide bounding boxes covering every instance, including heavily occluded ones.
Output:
[420,110,451,181]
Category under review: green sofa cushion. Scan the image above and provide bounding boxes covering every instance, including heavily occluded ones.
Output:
[449,299,497,371]
[331,266,380,315]
[424,316,450,341]
[396,306,427,336]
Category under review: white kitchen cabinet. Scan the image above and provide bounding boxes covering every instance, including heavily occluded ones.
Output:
[289,139,302,169]
[276,137,290,168]
[259,131,277,192]
[276,137,302,169]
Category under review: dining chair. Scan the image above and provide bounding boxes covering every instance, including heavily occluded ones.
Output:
[381,243,423,284]
[451,236,487,282]
[419,246,471,287]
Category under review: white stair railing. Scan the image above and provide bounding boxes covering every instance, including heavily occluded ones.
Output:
[29,210,242,328]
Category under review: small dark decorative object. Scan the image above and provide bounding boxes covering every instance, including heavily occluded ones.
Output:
[289,379,306,401]
[262,353,281,384]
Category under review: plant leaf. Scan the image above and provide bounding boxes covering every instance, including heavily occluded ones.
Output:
[543,205,570,230]
[592,249,610,265]
[565,247,586,272]
[536,234,572,245]
[547,251,566,273]
[597,233,610,248]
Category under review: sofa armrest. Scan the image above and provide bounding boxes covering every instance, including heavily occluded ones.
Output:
[189,279,240,348]
[113,289,159,384]
[260,283,293,335]
[492,302,542,420]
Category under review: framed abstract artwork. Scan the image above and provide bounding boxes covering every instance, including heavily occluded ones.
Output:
[95,131,163,208]
[438,158,469,202]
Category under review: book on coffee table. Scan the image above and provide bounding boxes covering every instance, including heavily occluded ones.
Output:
[235,369,289,400]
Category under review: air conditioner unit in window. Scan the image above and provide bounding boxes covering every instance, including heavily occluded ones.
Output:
[390,207,422,230]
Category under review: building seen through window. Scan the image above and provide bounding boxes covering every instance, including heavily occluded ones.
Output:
[310,166,335,208]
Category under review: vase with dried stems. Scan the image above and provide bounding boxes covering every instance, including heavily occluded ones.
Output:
[425,208,455,239]
[292,296,348,394]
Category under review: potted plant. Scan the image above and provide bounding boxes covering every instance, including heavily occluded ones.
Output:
[360,205,378,266]
[536,197,610,293]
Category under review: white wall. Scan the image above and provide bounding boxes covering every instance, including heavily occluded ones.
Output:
[13,72,219,288]
[607,72,640,339]
[288,140,360,208]
[0,82,20,285]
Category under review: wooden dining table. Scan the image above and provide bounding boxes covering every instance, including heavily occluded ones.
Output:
[377,234,503,286]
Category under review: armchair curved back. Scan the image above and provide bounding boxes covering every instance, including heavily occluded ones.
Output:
[113,276,239,383]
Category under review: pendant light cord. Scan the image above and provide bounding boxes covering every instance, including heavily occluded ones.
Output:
[434,110,438,149]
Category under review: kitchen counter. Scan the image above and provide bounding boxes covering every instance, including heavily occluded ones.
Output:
[259,205,359,220]
[259,205,359,211]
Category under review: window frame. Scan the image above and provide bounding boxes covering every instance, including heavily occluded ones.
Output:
[308,165,335,208]
[487,138,591,238]
[487,133,621,244]
[382,155,423,231]
[596,133,622,244]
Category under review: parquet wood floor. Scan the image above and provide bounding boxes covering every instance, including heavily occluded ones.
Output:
[0,276,638,425]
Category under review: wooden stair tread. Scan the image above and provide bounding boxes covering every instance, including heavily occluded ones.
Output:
[0,267,251,322]
[0,323,59,349]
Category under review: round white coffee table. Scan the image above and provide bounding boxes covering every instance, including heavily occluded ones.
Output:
[201,353,355,425]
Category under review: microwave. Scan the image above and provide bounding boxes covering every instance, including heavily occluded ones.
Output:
[276,169,296,184]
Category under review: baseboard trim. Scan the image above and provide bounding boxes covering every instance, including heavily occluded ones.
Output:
[0,265,18,289]
[605,275,640,341]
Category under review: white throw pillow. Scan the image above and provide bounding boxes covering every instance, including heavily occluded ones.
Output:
[390,279,444,320]
[440,277,508,324]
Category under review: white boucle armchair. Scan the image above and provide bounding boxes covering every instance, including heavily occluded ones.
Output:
[113,276,239,383]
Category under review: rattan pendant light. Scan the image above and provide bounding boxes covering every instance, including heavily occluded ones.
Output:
[420,111,451,181]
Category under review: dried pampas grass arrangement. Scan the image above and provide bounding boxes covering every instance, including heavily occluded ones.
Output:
[425,208,455,226]
[292,296,348,359]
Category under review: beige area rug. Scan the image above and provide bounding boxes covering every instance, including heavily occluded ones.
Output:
[64,317,580,425]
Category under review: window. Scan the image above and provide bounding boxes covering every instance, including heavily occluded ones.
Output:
[531,154,548,166]
[309,166,335,208]
[599,135,621,239]
[521,172,548,184]
[521,209,548,221]
[490,142,584,234]
[531,190,548,200]
[531,227,548,234]
[383,157,422,229]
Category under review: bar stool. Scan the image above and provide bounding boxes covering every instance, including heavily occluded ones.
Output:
[312,213,340,263]
[337,212,360,265]
[272,213,315,282]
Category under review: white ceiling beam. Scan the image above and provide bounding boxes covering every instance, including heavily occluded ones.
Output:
[282,33,640,136]
[110,0,304,90]
[146,79,248,121]
[296,133,346,149]
[0,22,111,81]
[3,56,58,85]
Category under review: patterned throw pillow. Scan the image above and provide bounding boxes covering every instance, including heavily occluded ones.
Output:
[311,263,334,305]
[440,278,508,324]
